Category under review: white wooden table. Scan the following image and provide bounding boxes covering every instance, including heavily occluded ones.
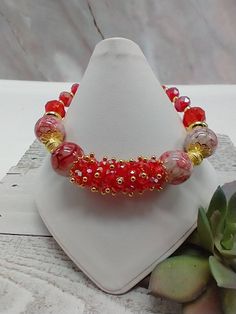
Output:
[0,81,236,313]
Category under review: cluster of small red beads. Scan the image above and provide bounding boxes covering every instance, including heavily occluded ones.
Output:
[162,85,206,127]
[70,155,168,196]
[45,83,79,118]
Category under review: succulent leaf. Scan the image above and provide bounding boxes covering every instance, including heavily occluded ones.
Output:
[209,256,236,289]
[149,255,211,303]
[197,207,214,252]
[207,186,227,219]
[182,283,223,314]
[227,192,236,223]
[221,289,236,314]
[215,237,236,258]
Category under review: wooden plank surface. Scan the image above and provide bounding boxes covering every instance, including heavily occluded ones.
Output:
[0,0,236,83]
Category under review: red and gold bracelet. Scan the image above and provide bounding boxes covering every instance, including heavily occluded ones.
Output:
[34,84,218,197]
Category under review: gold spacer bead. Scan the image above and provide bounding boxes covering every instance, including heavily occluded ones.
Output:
[128,192,134,197]
[129,158,135,163]
[70,177,75,183]
[89,152,95,158]
[184,106,191,112]
[151,155,157,160]
[122,191,127,195]
[110,164,115,169]
[187,147,204,166]
[91,187,98,192]
[112,192,116,196]
[82,176,88,182]
[103,156,108,161]
[130,176,136,182]
[101,191,106,195]
[69,92,74,97]
[138,190,144,195]
[150,186,155,191]
[58,99,64,105]
[105,187,111,194]
[45,140,62,153]
[111,157,116,162]
[138,156,143,161]
[94,172,100,178]
[157,173,162,179]
[118,159,124,163]
[44,111,62,120]
[187,121,208,131]
[143,157,148,163]
[172,96,178,103]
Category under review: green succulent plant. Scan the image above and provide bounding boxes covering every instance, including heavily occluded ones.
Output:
[148,186,236,314]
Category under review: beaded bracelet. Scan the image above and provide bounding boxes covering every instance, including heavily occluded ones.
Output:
[34,84,218,197]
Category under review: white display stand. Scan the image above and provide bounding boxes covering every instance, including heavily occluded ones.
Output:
[35,38,218,294]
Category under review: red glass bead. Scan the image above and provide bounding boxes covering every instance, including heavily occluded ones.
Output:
[34,115,65,141]
[183,107,206,127]
[45,100,66,118]
[59,91,73,107]
[71,83,79,95]
[174,96,191,112]
[51,142,84,176]
[166,87,179,102]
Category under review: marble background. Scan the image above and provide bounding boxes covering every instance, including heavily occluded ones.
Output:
[0,0,236,84]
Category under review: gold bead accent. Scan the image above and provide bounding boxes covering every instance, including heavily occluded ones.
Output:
[111,157,116,162]
[150,186,155,191]
[138,156,143,161]
[187,144,204,166]
[89,152,95,158]
[184,106,191,112]
[140,172,147,179]
[130,176,136,182]
[112,192,116,196]
[129,158,135,163]
[84,155,91,161]
[157,173,162,179]
[143,158,148,163]
[122,191,127,195]
[128,192,134,197]
[151,155,157,160]
[101,191,106,195]
[40,131,63,153]
[110,164,115,169]
[70,177,75,183]
[58,99,64,105]
[44,111,62,120]
[82,176,88,182]
[103,156,108,161]
[172,96,178,103]
[69,92,74,97]
[187,121,208,131]
[94,172,100,178]
[138,190,144,195]
[105,188,111,194]
[91,187,98,192]
[117,177,124,185]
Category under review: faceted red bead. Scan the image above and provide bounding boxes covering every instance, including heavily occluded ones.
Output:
[51,142,84,176]
[183,107,206,127]
[174,96,191,112]
[166,87,179,102]
[71,83,80,95]
[59,91,73,107]
[45,100,66,118]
